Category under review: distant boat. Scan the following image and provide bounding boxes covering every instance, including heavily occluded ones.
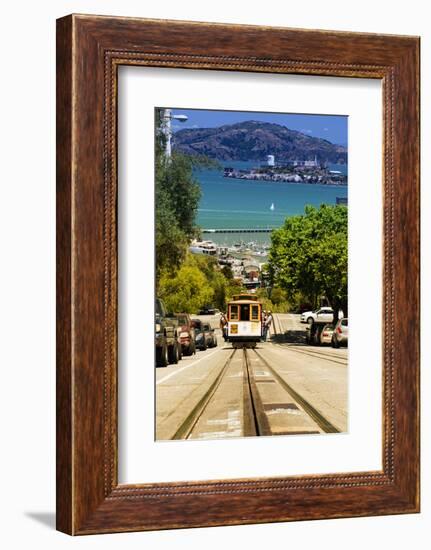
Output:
[189,240,218,256]
[270,203,275,211]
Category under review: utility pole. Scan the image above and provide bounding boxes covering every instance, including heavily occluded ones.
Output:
[161,108,188,159]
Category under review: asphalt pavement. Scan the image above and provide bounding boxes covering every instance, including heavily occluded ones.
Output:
[155,314,348,440]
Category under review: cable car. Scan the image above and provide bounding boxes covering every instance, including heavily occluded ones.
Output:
[226,295,263,348]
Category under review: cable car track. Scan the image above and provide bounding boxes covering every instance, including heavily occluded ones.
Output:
[243,348,271,436]
[172,346,340,440]
[273,313,284,336]
[172,349,238,440]
[276,345,348,366]
[250,349,340,434]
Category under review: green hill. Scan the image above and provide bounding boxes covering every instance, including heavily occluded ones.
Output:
[172,120,347,163]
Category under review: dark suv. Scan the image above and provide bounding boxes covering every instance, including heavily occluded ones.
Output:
[192,319,209,351]
[204,324,218,348]
[192,319,218,351]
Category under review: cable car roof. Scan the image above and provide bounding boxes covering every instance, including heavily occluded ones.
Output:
[231,294,259,301]
[228,300,262,306]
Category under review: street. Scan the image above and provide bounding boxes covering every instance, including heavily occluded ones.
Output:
[156,314,347,440]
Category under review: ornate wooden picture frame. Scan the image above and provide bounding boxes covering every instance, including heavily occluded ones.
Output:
[56,14,420,534]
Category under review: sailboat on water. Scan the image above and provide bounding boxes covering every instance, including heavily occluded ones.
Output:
[269,202,275,211]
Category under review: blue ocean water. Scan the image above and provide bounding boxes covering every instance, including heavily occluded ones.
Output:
[195,161,348,245]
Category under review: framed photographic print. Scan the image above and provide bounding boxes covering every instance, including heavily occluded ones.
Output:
[56,14,420,534]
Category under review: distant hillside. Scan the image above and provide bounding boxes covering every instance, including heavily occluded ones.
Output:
[172,120,347,163]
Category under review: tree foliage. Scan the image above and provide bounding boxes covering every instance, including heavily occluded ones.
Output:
[221,264,234,280]
[254,287,291,314]
[155,109,221,282]
[267,205,348,316]
[270,286,287,305]
[159,254,245,313]
[155,109,202,280]
[158,263,213,314]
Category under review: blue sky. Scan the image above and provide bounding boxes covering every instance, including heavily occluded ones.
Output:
[169,108,348,146]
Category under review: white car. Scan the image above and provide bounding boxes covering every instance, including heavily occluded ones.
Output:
[320,324,335,345]
[300,307,334,324]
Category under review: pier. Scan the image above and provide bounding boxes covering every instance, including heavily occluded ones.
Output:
[202,228,275,234]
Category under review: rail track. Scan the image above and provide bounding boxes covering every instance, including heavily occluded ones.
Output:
[276,345,348,365]
[272,312,284,337]
[172,346,340,440]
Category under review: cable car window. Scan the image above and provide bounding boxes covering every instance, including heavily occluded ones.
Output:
[251,305,259,320]
[240,304,250,320]
[230,305,239,320]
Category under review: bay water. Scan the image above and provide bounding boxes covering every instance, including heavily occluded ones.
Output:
[195,161,348,246]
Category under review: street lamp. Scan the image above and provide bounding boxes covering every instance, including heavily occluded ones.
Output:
[161,109,188,158]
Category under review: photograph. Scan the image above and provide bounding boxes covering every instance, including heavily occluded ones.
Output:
[155,107,348,441]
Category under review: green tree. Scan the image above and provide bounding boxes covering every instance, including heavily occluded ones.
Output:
[158,253,241,313]
[159,153,201,239]
[211,271,228,311]
[155,109,220,282]
[159,264,213,313]
[255,287,291,314]
[225,278,245,306]
[155,109,202,280]
[155,184,188,279]
[270,287,286,305]
[155,152,201,279]
[187,255,230,311]
[268,205,348,321]
[221,264,234,280]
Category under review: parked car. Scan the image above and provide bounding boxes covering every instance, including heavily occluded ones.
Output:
[198,306,216,315]
[306,322,334,346]
[155,298,181,367]
[320,324,335,345]
[332,318,348,347]
[204,323,218,348]
[192,319,212,351]
[175,313,196,356]
[300,307,334,324]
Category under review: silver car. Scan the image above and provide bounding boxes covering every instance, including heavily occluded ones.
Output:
[332,318,348,347]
